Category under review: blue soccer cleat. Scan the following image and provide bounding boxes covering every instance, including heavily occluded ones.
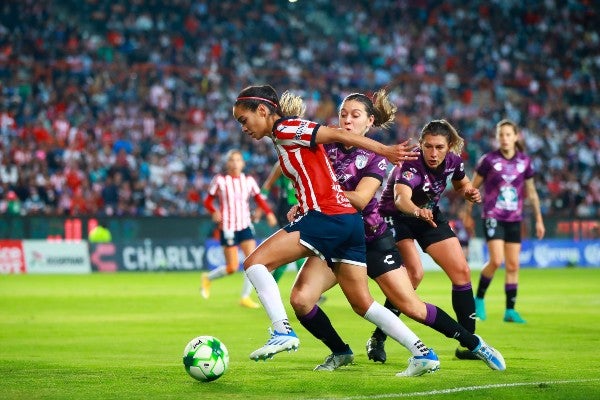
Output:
[396,349,441,377]
[472,335,506,371]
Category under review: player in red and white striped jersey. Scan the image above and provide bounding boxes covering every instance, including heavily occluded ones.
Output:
[202,149,277,308]
[233,85,424,366]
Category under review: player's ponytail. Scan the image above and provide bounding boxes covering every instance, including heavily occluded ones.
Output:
[341,89,396,130]
[371,89,396,129]
[279,91,306,118]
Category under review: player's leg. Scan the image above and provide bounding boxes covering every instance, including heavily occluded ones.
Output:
[244,229,313,361]
[475,218,506,320]
[201,245,238,299]
[335,262,439,377]
[290,257,353,371]
[239,238,260,308]
[426,237,476,334]
[366,238,422,362]
[375,266,505,370]
[503,241,525,323]
[475,238,504,320]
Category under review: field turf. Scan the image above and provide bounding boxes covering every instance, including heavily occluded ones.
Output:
[1,267,599,399]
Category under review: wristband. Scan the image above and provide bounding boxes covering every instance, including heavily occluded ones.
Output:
[261,188,269,196]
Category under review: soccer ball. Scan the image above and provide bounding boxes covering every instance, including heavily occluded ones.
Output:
[182,335,229,382]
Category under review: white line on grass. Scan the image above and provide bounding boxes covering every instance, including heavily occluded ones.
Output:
[307,379,600,400]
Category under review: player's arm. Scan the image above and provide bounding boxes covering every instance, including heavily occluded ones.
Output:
[203,194,222,223]
[343,176,380,211]
[525,177,545,239]
[394,182,436,227]
[463,172,484,232]
[314,126,417,164]
[452,176,481,204]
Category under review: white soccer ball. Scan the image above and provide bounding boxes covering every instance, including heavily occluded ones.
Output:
[183,335,229,382]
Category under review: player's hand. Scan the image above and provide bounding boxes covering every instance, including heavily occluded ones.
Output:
[387,140,418,165]
[536,221,546,240]
[253,208,264,223]
[464,187,481,203]
[287,205,299,222]
[415,208,437,228]
[211,211,222,223]
[266,213,278,227]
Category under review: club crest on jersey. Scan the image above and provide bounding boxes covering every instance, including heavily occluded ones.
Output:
[402,170,414,180]
[355,154,368,169]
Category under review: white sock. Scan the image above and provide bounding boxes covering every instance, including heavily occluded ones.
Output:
[241,272,253,298]
[208,265,227,280]
[245,264,291,334]
[363,301,428,357]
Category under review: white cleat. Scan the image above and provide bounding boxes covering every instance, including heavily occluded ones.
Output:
[249,329,300,361]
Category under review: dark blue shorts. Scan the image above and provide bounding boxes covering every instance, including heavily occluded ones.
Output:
[482,219,521,243]
[284,210,366,267]
[220,226,255,247]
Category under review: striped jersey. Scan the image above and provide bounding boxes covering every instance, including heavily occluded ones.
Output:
[271,117,355,215]
[205,173,261,232]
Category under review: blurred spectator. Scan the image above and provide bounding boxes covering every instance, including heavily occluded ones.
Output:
[0,0,597,219]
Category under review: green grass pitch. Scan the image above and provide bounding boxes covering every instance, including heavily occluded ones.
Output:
[1,267,599,399]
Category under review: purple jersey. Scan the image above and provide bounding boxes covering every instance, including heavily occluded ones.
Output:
[475,150,534,222]
[379,151,466,216]
[325,143,388,243]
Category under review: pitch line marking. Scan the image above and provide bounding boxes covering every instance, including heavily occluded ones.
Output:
[307,378,600,400]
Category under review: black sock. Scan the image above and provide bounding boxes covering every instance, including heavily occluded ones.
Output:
[476,275,492,299]
[371,298,400,341]
[452,283,476,333]
[505,283,518,309]
[423,303,479,350]
[298,305,349,354]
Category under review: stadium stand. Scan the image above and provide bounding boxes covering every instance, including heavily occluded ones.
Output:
[0,1,598,218]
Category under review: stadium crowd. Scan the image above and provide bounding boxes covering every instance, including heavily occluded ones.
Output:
[0,0,598,221]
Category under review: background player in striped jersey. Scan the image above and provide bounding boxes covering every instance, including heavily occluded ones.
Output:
[464,119,545,324]
[232,85,431,371]
[201,149,277,308]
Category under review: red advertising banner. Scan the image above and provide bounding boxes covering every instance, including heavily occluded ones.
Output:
[0,240,26,274]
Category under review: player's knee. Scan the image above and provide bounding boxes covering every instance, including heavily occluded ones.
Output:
[407,269,424,289]
[451,264,473,283]
[290,288,317,316]
[401,300,426,321]
[348,298,372,316]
